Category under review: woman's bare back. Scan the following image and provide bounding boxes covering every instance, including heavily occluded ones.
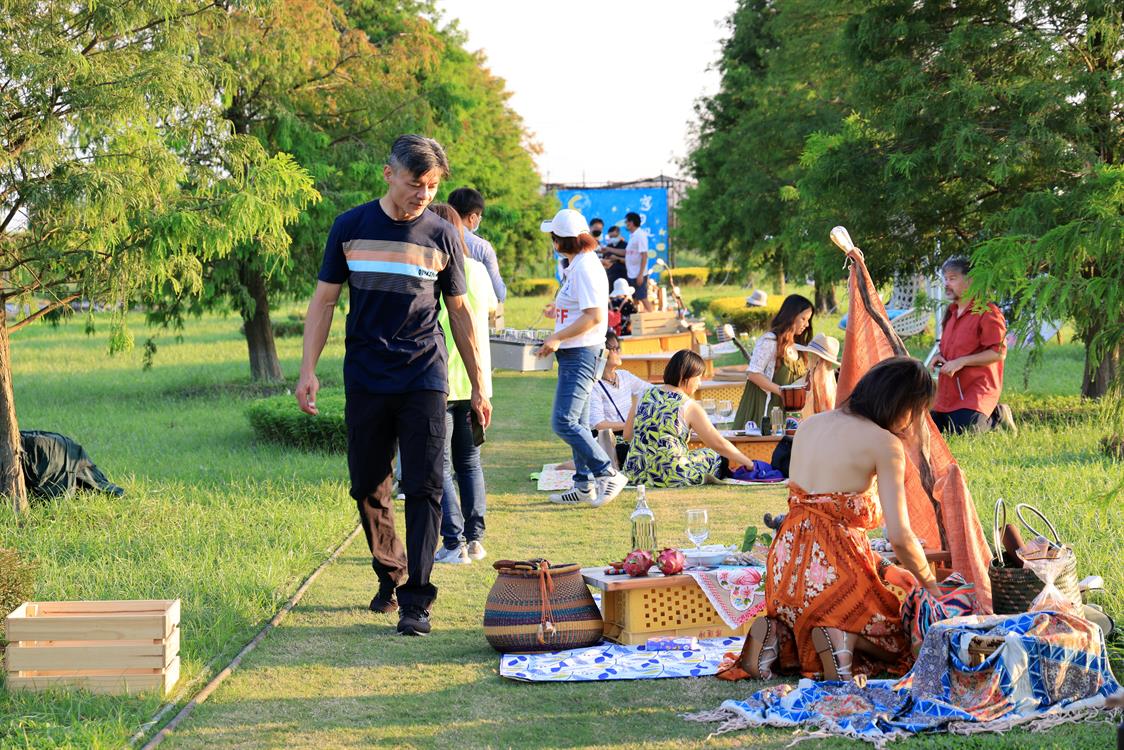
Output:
[788,409,896,494]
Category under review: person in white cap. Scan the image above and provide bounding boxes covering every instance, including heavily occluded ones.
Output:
[535,209,629,508]
[794,332,841,416]
[608,277,637,336]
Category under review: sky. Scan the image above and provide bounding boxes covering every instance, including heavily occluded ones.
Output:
[433,0,737,186]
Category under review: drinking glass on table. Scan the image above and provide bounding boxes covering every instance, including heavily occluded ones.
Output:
[701,399,717,422]
[717,399,734,425]
[685,509,710,569]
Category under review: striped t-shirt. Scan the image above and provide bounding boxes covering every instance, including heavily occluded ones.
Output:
[318,201,466,394]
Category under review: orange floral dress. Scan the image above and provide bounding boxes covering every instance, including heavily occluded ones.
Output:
[766,481,913,677]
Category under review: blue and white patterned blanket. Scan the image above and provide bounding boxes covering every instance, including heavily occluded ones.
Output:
[501,637,743,682]
[688,611,1122,746]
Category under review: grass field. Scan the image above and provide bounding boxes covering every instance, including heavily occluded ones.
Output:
[0,290,1120,749]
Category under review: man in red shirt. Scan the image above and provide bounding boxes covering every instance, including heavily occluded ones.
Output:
[930,257,1015,434]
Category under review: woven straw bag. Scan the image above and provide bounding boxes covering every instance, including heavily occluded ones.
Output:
[988,499,1080,614]
[483,559,603,653]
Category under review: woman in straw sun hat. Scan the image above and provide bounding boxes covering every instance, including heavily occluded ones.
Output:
[795,333,840,416]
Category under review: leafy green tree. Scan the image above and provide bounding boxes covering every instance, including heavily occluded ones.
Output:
[0,0,318,510]
[799,0,1122,396]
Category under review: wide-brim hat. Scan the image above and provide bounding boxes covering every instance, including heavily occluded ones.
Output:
[610,278,635,297]
[746,289,769,307]
[795,333,841,367]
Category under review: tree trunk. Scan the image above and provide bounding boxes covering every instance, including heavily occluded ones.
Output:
[1082,339,1120,399]
[776,260,786,296]
[239,264,284,383]
[0,306,28,514]
[814,278,837,314]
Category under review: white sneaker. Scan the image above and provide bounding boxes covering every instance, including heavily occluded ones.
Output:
[592,471,628,508]
[549,485,596,505]
[466,540,487,560]
[434,545,470,564]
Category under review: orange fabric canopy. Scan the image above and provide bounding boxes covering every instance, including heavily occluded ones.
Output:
[836,253,993,612]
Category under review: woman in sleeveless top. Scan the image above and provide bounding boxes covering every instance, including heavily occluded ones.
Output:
[622,350,747,488]
[733,295,814,432]
[743,357,942,680]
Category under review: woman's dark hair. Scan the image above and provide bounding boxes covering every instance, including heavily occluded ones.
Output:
[605,329,620,349]
[552,232,600,255]
[843,356,935,430]
[769,294,815,362]
[663,349,706,387]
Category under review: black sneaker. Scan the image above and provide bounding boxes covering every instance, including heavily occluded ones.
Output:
[397,606,432,636]
[369,588,398,614]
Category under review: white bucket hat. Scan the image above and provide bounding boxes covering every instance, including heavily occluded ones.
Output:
[610,278,635,297]
[795,333,841,368]
[540,208,590,238]
[746,289,769,307]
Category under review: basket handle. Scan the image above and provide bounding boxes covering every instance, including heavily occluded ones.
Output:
[991,498,1006,566]
[1015,503,1062,546]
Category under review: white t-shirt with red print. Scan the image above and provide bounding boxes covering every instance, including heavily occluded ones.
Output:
[553,250,609,349]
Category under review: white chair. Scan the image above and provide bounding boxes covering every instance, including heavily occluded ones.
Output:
[887,274,930,338]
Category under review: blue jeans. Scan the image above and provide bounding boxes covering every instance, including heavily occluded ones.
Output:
[441,400,486,549]
[552,346,613,488]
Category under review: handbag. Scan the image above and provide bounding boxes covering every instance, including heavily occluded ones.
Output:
[483,559,603,653]
[988,499,1080,614]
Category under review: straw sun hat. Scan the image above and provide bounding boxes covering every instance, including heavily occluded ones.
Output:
[795,333,841,368]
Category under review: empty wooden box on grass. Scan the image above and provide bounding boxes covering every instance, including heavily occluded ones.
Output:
[618,329,705,355]
[581,568,756,644]
[630,310,681,335]
[5,599,181,695]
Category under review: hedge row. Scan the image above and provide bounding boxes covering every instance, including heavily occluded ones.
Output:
[1001,393,1103,425]
[246,390,346,452]
[708,296,783,334]
[509,277,559,296]
[668,266,708,286]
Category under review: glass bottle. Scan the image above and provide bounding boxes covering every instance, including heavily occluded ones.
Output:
[630,485,657,553]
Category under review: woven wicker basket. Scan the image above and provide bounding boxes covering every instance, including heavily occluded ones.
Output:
[988,500,1080,615]
[483,559,603,653]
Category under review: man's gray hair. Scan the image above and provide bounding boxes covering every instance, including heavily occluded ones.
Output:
[941,256,972,276]
[387,134,450,178]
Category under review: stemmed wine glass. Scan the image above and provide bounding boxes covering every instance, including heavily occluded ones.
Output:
[701,399,717,422]
[685,509,710,570]
[717,399,734,425]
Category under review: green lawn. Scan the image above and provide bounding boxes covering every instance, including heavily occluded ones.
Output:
[0,299,1120,749]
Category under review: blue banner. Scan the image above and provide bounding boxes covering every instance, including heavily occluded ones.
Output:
[554,188,670,276]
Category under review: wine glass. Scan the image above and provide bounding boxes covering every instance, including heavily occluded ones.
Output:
[686,509,709,569]
[717,399,734,425]
[701,398,717,418]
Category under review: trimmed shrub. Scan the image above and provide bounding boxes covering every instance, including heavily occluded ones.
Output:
[1000,393,1100,425]
[688,296,718,317]
[0,548,36,646]
[510,277,559,296]
[246,389,346,452]
[668,266,708,286]
[709,296,783,334]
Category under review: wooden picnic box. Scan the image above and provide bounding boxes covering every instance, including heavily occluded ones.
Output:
[631,310,681,335]
[4,599,181,695]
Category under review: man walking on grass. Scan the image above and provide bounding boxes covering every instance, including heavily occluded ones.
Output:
[296,135,492,636]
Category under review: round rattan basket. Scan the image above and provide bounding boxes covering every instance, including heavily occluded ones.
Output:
[483,559,603,653]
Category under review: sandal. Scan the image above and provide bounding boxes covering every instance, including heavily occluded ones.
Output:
[742,616,780,679]
[811,626,855,681]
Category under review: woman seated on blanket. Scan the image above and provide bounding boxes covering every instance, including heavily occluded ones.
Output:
[622,350,747,487]
[742,356,942,680]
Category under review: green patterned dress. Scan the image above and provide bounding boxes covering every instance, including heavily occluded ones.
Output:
[623,388,722,488]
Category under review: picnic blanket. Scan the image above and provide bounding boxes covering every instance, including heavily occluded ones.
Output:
[686,610,1122,747]
[837,250,993,611]
[684,566,767,630]
[501,637,743,682]
[534,463,573,491]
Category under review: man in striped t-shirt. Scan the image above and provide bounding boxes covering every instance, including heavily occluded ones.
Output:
[296,135,492,636]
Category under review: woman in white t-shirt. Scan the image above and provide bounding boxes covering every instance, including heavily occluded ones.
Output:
[535,209,628,508]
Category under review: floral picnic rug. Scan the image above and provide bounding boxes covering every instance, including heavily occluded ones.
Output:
[501,636,743,682]
[686,611,1122,747]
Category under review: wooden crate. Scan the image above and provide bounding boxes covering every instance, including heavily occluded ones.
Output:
[5,599,181,695]
[581,569,756,645]
[631,310,680,335]
[619,330,705,355]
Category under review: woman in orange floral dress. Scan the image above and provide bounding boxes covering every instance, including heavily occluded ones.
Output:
[744,357,943,680]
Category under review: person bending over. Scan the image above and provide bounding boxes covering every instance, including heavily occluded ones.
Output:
[622,350,747,488]
[741,356,941,680]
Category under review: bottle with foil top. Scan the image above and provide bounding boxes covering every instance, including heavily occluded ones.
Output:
[630,485,657,553]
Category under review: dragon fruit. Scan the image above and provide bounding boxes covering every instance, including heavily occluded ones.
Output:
[656,548,685,576]
[622,549,655,577]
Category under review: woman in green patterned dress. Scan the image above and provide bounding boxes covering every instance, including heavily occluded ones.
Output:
[623,350,748,488]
